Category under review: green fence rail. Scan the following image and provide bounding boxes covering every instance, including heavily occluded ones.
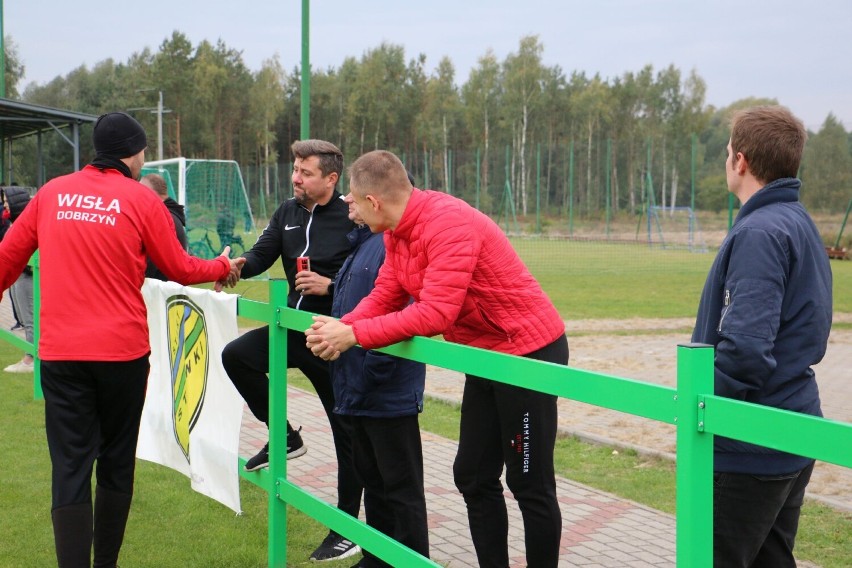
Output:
[8,275,851,567]
[238,279,852,568]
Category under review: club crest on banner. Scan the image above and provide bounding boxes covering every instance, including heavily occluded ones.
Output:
[166,295,209,462]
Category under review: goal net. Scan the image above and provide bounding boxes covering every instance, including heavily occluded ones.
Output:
[142,158,258,260]
[646,206,707,252]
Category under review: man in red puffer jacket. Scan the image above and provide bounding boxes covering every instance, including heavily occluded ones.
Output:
[306,149,568,568]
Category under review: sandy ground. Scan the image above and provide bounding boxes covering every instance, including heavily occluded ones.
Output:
[427,315,852,512]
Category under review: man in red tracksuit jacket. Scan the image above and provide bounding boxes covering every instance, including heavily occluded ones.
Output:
[0,112,243,568]
[306,150,569,568]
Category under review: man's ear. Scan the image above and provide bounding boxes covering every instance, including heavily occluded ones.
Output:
[327,171,339,188]
[734,152,749,175]
[365,194,381,211]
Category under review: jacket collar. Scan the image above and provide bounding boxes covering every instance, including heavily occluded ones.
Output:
[735,178,800,224]
[392,188,426,240]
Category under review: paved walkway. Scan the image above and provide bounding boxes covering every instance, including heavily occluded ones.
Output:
[240,387,678,567]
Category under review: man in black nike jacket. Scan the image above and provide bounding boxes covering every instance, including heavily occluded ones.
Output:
[222,139,363,562]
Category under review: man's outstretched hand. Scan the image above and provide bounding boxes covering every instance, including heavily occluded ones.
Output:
[214,246,246,292]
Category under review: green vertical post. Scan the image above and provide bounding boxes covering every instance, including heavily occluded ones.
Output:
[0,0,5,181]
[300,0,310,139]
[0,0,6,98]
[675,343,715,568]
[834,198,852,249]
[536,143,541,234]
[268,279,290,567]
[423,149,429,188]
[448,148,453,195]
[475,147,481,210]
[568,140,574,236]
[727,193,734,230]
[32,252,42,400]
[605,139,611,238]
[690,133,696,211]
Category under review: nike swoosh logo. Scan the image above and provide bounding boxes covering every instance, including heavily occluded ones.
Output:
[284,225,300,231]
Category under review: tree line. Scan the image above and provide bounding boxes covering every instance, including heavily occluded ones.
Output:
[4,32,851,217]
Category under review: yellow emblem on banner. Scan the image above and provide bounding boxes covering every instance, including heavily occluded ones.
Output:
[166,295,209,462]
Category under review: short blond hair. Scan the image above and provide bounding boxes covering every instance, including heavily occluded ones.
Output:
[348,150,412,203]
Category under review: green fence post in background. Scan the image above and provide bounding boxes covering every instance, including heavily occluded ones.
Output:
[536,143,541,234]
[475,147,481,210]
[568,140,574,235]
[448,148,453,195]
[728,193,735,230]
[268,279,290,567]
[605,139,612,238]
[32,252,42,399]
[675,343,714,567]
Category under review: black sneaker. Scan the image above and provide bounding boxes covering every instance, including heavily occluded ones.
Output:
[244,428,308,472]
[244,442,269,472]
[309,530,361,561]
[288,426,308,460]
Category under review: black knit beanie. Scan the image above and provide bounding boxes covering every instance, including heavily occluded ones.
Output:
[92,112,147,158]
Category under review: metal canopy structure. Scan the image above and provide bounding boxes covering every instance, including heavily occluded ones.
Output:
[0,97,98,187]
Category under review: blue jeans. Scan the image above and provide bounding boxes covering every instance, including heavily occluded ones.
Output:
[713,462,814,567]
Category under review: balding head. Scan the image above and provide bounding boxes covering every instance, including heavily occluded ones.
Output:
[140,173,169,200]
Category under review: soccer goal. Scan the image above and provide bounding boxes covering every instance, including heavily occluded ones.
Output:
[647,205,708,253]
[142,158,257,259]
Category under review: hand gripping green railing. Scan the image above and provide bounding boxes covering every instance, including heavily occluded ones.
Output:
[237,280,852,568]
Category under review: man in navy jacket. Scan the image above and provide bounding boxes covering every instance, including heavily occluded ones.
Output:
[691,106,832,568]
[329,200,429,568]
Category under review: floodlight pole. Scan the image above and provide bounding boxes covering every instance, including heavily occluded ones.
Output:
[301,0,310,139]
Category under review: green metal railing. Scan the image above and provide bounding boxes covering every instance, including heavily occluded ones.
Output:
[7,275,850,566]
[238,280,852,568]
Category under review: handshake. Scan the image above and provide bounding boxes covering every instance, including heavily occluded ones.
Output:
[214,245,246,292]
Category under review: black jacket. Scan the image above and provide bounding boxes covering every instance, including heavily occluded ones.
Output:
[145,198,188,280]
[2,186,33,275]
[242,192,354,315]
[3,186,32,221]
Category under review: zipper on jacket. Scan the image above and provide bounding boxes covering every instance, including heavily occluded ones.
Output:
[717,289,731,332]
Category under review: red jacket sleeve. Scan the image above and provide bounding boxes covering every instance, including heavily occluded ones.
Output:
[344,219,479,349]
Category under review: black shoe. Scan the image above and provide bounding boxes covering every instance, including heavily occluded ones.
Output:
[309,530,361,561]
[244,428,307,472]
[9,322,22,331]
[288,426,307,460]
[244,442,269,472]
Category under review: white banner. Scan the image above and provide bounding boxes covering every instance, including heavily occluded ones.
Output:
[137,279,242,513]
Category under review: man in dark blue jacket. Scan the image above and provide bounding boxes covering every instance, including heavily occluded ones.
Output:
[330,209,429,568]
[692,105,832,568]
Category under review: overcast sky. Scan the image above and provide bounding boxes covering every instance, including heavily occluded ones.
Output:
[5,0,850,131]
